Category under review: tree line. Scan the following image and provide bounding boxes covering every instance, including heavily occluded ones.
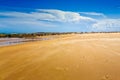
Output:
[0,32,76,38]
[0,32,119,38]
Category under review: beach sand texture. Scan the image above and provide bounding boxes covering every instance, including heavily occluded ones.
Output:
[0,33,120,80]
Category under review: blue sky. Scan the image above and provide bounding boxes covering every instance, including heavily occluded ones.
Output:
[0,0,120,33]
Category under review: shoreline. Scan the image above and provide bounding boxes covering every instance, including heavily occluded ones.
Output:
[0,33,120,47]
[0,37,54,47]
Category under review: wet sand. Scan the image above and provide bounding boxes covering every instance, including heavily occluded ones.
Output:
[0,33,120,80]
[0,37,54,47]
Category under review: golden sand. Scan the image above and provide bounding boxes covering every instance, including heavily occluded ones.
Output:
[0,33,120,80]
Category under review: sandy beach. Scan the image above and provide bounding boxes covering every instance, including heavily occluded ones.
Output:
[0,33,120,80]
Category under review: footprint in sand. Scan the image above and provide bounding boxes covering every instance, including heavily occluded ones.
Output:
[101,74,112,80]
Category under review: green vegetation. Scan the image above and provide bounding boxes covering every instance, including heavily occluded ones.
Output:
[0,32,119,38]
[0,32,76,38]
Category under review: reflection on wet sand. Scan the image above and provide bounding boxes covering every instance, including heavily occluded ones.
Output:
[0,38,52,46]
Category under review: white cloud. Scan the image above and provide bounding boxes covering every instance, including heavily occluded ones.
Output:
[0,18,56,28]
[0,9,120,32]
[37,9,96,22]
[0,9,97,32]
[92,19,120,31]
[79,12,106,18]
[0,9,96,23]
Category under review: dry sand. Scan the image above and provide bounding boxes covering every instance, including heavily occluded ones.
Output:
[0,33,120,80]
